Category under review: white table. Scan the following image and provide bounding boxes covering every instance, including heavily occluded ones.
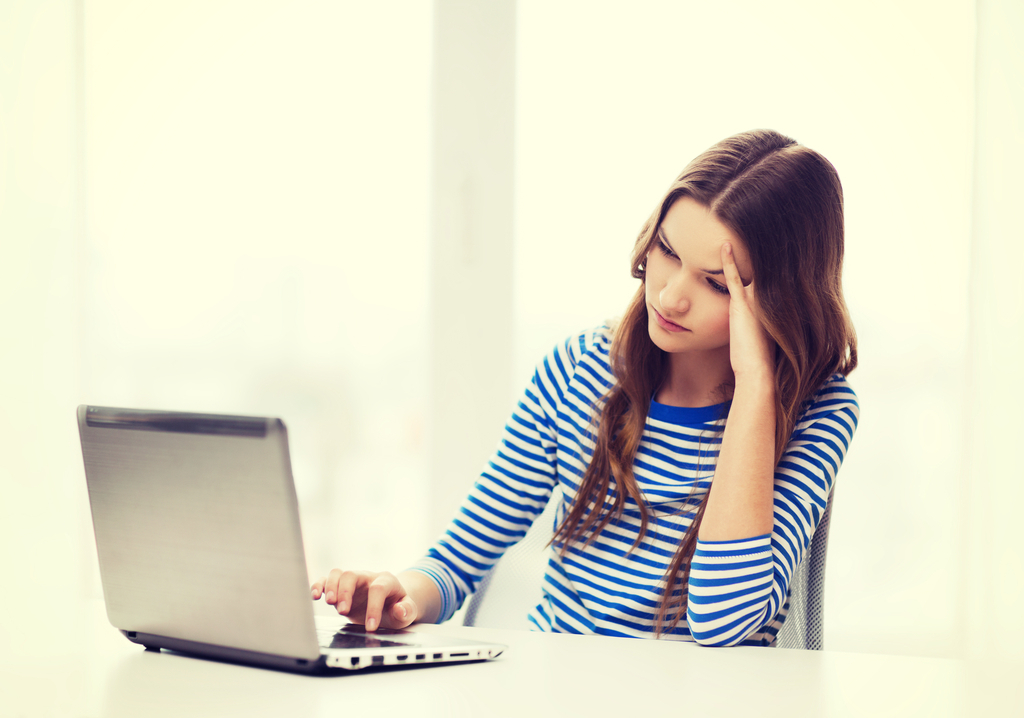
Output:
[1,599,1020,717]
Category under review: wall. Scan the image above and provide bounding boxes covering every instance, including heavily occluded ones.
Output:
[2,0,1020,665]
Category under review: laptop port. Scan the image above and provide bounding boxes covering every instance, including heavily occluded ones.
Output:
[396,655,408,662]
[433,652,443,659]
[415,654,426,661]
[450,652,469,657]
[371,656,384,667]
[350,657,360,667]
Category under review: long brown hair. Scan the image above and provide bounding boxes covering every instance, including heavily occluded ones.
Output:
[552,129,857,635]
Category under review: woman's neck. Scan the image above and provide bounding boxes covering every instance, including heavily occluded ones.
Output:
[655,347,734,408]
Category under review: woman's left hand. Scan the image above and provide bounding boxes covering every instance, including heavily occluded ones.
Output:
[721,242,775,384]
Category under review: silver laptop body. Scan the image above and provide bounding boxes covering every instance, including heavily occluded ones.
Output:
[77,405,505,673]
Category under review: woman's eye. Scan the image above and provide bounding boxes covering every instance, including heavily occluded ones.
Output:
[657,240,677,258]
[707,278,730,296]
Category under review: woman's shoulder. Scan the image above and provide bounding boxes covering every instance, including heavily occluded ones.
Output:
[794,373,860,434]
[533,324,617,399]
[551,323,615,370]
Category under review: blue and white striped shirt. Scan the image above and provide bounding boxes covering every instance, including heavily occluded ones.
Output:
[412,326,859,646]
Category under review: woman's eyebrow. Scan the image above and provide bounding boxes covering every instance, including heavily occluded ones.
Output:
[656,226,679,254]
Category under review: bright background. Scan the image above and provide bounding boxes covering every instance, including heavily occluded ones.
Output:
[2,0,1021,668]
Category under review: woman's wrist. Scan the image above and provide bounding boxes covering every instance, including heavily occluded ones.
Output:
[397,569,442,624]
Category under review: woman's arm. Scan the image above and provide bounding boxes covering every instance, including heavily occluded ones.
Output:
[312,329,604,630]
[686,382,858,646]
[406,332,599,622]
[698,378,776,540]
[685,243,858,647]
[697,242,776,542]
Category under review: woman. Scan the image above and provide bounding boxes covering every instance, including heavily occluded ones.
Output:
[312,129,859,647]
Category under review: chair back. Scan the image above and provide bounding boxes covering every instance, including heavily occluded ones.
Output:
[775,486,835,650]
[463,486,836,650]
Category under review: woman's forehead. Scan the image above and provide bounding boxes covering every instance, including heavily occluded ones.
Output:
[659,196,752,279]
[661,197,739,246]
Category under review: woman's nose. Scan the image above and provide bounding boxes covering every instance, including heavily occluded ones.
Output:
[660,275,691,314]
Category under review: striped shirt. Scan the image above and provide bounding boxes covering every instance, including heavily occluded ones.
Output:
[411,326,859,646]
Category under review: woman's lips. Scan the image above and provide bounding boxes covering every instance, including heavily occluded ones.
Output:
[653,307,688,333]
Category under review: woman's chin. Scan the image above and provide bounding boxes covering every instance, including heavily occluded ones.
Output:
[648,320,687,353]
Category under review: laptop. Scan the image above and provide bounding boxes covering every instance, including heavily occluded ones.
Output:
[76,405,506,673]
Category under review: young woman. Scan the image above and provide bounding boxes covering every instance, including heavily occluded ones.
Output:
[311,129,859,647]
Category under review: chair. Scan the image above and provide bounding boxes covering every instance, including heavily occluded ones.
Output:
[463,486,836,650]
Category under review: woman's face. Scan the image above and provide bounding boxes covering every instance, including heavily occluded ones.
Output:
[644,196,754,357]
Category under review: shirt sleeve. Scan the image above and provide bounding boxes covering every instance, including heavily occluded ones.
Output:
[685,377,860,646]
[408,331,594,623]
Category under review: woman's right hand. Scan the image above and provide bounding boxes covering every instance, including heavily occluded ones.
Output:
[311,570,418,632]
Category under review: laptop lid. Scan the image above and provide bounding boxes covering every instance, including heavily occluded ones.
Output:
[78,405,321,664]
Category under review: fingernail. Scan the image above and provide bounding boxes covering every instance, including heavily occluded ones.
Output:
[326,591,335,603]
[338,601,347,612]
[397,604,408,619]
[367,618,377,631]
